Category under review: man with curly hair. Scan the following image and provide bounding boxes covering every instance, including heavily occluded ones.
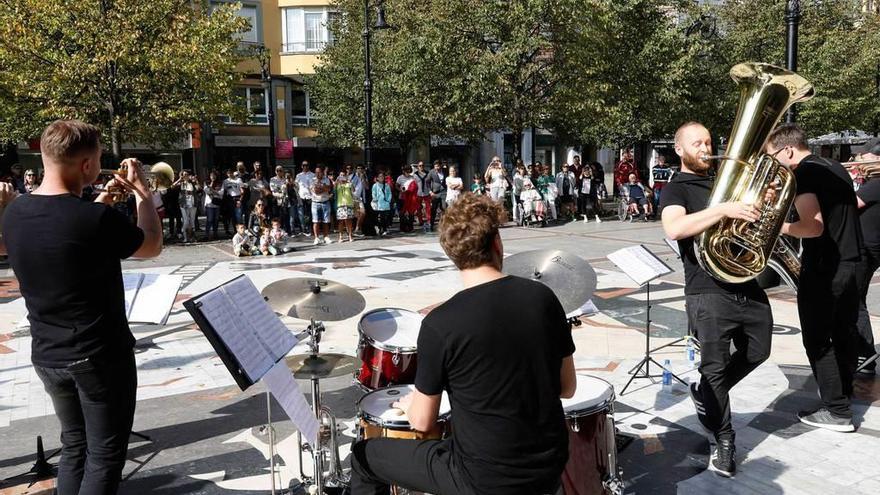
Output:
[350,194,577,495]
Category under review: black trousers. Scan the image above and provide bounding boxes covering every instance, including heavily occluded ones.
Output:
[350,438,472,495]
[687,292,773,441]
[799,261,860,418]
[430,194,446,228]
[34,351,137,495]
[856,247,879,360]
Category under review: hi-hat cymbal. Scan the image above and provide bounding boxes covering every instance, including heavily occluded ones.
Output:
[503,250,598,313]
[285,353,360,380]
[262,278,366,321]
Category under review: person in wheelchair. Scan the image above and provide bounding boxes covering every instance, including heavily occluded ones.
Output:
[622,173,653,221]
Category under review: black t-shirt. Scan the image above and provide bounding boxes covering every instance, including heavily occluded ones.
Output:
[415,276,575,495]
[2,194,145,367]
[659,172,762,295]
[858,178,880,248]
[794,155,863,266]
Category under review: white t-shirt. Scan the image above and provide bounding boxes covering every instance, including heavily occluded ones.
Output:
[487,167,504,189]
[309,176,332,203]
[223,177,243,197]
[295,171,315,200]
[445,176,463,203]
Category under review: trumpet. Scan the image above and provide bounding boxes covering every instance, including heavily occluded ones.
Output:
[100,162,175,202]
[843,159,880,178]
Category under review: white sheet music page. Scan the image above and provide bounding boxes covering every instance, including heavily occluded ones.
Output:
[220,277,298,362]
[607,245,673,286]
[128,274,183,325]
[122,273,144,319]
[195,287,274,382]
[263,360,320,446]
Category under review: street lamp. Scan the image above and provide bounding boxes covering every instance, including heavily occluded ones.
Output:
[257,45,276,175]
[784,0,801,123]
[363,1,391,171]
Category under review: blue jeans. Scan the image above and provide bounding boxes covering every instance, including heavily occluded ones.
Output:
[34,351,137,495]
[206,206,219,235]
[311,200,331,224]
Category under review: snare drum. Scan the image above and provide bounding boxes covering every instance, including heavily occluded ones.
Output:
[356,308,423,390]
[560,375,622,495]
[357,385,452,440]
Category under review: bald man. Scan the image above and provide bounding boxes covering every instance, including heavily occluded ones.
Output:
[660,121,773,478]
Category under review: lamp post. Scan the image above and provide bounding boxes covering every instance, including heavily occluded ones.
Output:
[257,45,276,175]
[784,0,801,123]
[363,1,391,171]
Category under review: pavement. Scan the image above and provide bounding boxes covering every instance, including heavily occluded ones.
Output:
[0,217,879,495]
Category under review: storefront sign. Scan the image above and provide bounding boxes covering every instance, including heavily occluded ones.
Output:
[276,139,294,159]
[214,135,270,148]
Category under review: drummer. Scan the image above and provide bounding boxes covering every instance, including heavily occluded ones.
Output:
[350,194,577,495]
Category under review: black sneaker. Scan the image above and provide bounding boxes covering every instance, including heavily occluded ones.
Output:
[797,408,855,432]
[689,382,712,434]
[708,439,736,478]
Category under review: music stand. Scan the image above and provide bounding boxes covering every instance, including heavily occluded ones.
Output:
[607,245,687,395]
[648,238,700,354]
[184,275,304,495]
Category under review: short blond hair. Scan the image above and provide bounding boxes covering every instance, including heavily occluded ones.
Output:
[439,193,507,270]
[40,120,101,164]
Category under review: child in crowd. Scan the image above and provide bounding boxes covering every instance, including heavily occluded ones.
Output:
[471,175,486,195]
[268,218,291,254]
[232,223,258,256]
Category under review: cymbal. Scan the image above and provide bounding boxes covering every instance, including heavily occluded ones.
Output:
[285,353,360,380]
[503,250,598,314]
[262,278,366,321]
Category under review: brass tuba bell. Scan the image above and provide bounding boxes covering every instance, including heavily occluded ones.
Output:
[697,62,814,284]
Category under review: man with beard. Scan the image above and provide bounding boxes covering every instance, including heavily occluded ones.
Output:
[660,122,773,477]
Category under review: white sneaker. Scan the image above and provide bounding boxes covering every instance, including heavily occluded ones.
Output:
[313,238,320,246]
[582,215,588,224]
[324,238,333,245]
[595,215,602,223]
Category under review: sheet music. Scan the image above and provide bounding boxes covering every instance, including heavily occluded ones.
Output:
[123,273,144,318]
[566,299,599,319]
[195,288,274,383]
[129,274,182,325]
[221,277,297,362]
[607,245,674,286]
[262,361,319,446]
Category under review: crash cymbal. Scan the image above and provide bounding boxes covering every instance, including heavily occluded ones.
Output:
[285,353,360,380]
[262,278,366,321]
[502,250,598,314]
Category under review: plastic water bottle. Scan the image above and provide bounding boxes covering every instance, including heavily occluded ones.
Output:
[686,339,696,364]
[662,359,672,388]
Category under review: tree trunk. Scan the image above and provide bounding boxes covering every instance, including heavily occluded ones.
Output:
[110,124,122,161]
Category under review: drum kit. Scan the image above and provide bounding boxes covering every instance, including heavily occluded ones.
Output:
[260,249,623,495]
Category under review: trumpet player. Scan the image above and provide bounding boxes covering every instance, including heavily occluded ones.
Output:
[661,121,773,478]
[0,120,162,494]
[854,137,880,375]
[767,124,862,433]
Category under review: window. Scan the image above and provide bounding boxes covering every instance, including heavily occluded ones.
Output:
[212,2,261,43]
[291,89,308,126]
[222,86,268,125]
[282,8,337,53]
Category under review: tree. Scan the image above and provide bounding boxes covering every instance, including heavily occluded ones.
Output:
[699,0,880,136]
[0,0,250,158]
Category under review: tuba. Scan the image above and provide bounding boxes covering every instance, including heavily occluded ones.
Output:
[697,62,814,284]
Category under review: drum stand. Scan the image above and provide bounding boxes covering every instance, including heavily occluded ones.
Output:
[290,318,348,495]
[621,281,687,395]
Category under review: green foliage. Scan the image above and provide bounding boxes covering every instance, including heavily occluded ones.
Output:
[310,0,880,151]
[701,0,880,136]
[0,0,250,155]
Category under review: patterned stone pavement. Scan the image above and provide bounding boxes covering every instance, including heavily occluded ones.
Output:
[0,221,878,494]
